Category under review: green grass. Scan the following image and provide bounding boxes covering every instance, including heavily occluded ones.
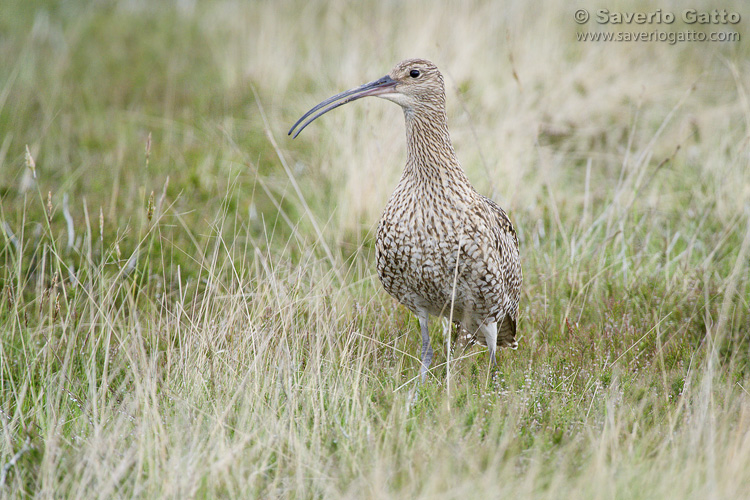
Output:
[1,0,750,498]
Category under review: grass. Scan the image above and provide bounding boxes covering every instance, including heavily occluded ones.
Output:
[1,0,749,498]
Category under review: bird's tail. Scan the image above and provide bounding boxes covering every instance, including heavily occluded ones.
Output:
[496,316,517,349]
[454,316,517,352]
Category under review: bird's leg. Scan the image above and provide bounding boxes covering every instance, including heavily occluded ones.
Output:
[479,321,498,367]
[418,311,433,382]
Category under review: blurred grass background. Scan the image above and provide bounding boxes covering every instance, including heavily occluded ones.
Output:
[1,0,749,498]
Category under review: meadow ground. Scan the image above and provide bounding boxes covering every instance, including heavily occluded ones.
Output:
[1,0,749,498]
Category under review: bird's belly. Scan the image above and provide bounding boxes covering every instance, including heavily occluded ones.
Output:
[376,230,490,319]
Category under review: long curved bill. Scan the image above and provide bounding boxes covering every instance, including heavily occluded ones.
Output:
[288,75,397,139]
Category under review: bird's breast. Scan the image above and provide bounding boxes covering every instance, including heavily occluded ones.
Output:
[375,187,473,313]
[374,177,512,322]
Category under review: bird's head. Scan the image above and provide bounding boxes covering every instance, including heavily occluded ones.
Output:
[379,59,445,109]
[289,58,445,139]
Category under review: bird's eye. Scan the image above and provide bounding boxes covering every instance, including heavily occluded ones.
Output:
[409,69,420,78]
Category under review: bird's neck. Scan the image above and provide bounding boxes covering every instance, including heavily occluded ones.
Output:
[402,106,467,183]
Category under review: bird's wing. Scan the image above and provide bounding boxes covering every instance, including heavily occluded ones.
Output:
[481,196,517,244]
[480,195,522,329]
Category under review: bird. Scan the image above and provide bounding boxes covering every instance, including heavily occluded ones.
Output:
[289,59,522,382]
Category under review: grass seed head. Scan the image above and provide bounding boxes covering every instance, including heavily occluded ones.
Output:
[25,144,36,178]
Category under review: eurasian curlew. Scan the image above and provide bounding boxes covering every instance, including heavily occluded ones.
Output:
[289,59,522,382]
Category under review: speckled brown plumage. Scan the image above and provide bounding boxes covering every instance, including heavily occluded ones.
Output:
[289,59,523,381]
